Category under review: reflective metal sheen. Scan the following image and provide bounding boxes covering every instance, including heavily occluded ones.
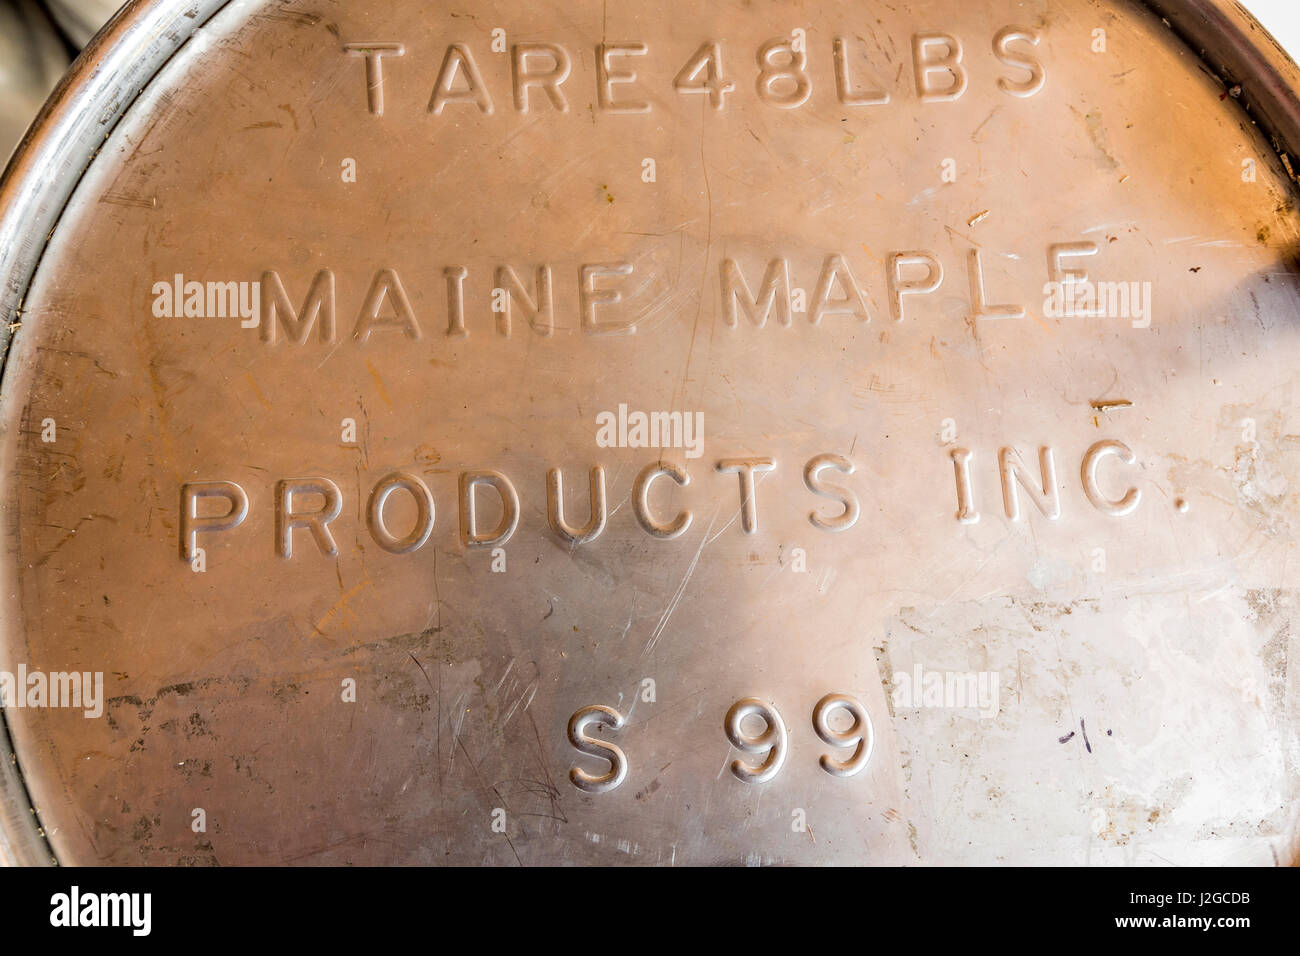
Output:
[1,0,1299,865]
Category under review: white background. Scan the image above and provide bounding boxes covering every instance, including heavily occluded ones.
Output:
[1243,0,1300,61]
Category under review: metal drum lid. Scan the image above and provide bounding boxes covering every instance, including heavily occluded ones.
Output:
[0,0,1298,865]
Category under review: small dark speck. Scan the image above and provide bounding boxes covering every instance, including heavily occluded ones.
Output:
[1190,266,1201,273]
[1107,729,1113,736]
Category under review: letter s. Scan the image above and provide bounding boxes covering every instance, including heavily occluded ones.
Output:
[567,704,628,793]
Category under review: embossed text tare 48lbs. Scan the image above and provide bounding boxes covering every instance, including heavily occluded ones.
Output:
[0,0,1297,865]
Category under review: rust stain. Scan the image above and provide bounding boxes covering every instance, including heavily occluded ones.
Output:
[243,371,272,411]
[365,359,394,410]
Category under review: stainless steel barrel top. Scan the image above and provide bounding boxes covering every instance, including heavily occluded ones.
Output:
[0,0,1298,865]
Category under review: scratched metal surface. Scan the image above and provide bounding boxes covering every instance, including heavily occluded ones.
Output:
[0,0,1298,865]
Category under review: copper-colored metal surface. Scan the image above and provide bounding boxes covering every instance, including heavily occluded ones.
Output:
[1,0,1298,865]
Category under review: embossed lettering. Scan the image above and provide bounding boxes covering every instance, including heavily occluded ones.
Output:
[887,251,943,322]
[993,26,1044,98]
[547,465,607,545]
[494,264,554,337]
[634,461,691,539]
[512,43,571,113]
[999,446,1061,521]
[343,42,405,116]
[810,254,871,324]
[429,43,494,114]
[580,262,636,335]
[833,36,889,106]
[567,704,628,793]
[967,248,1024,320]
[179,481,248,562]
[260,270,335,344]
[368,471,436,553]
[598,43,650,113]
[720,258,792,328]
[276,477,343,558]
[716,457,775,534]
[459,470,520,547]
[912,33,966,102]
[804,453,859,532]
[1080,439,1140,516]
[352,268,420,342]
[812,693,874,777]
[724,698,787,784]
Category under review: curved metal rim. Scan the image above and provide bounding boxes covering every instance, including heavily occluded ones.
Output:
[1144,0,1300,180]
[0,0,232,867]
[0,0,1295,866]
